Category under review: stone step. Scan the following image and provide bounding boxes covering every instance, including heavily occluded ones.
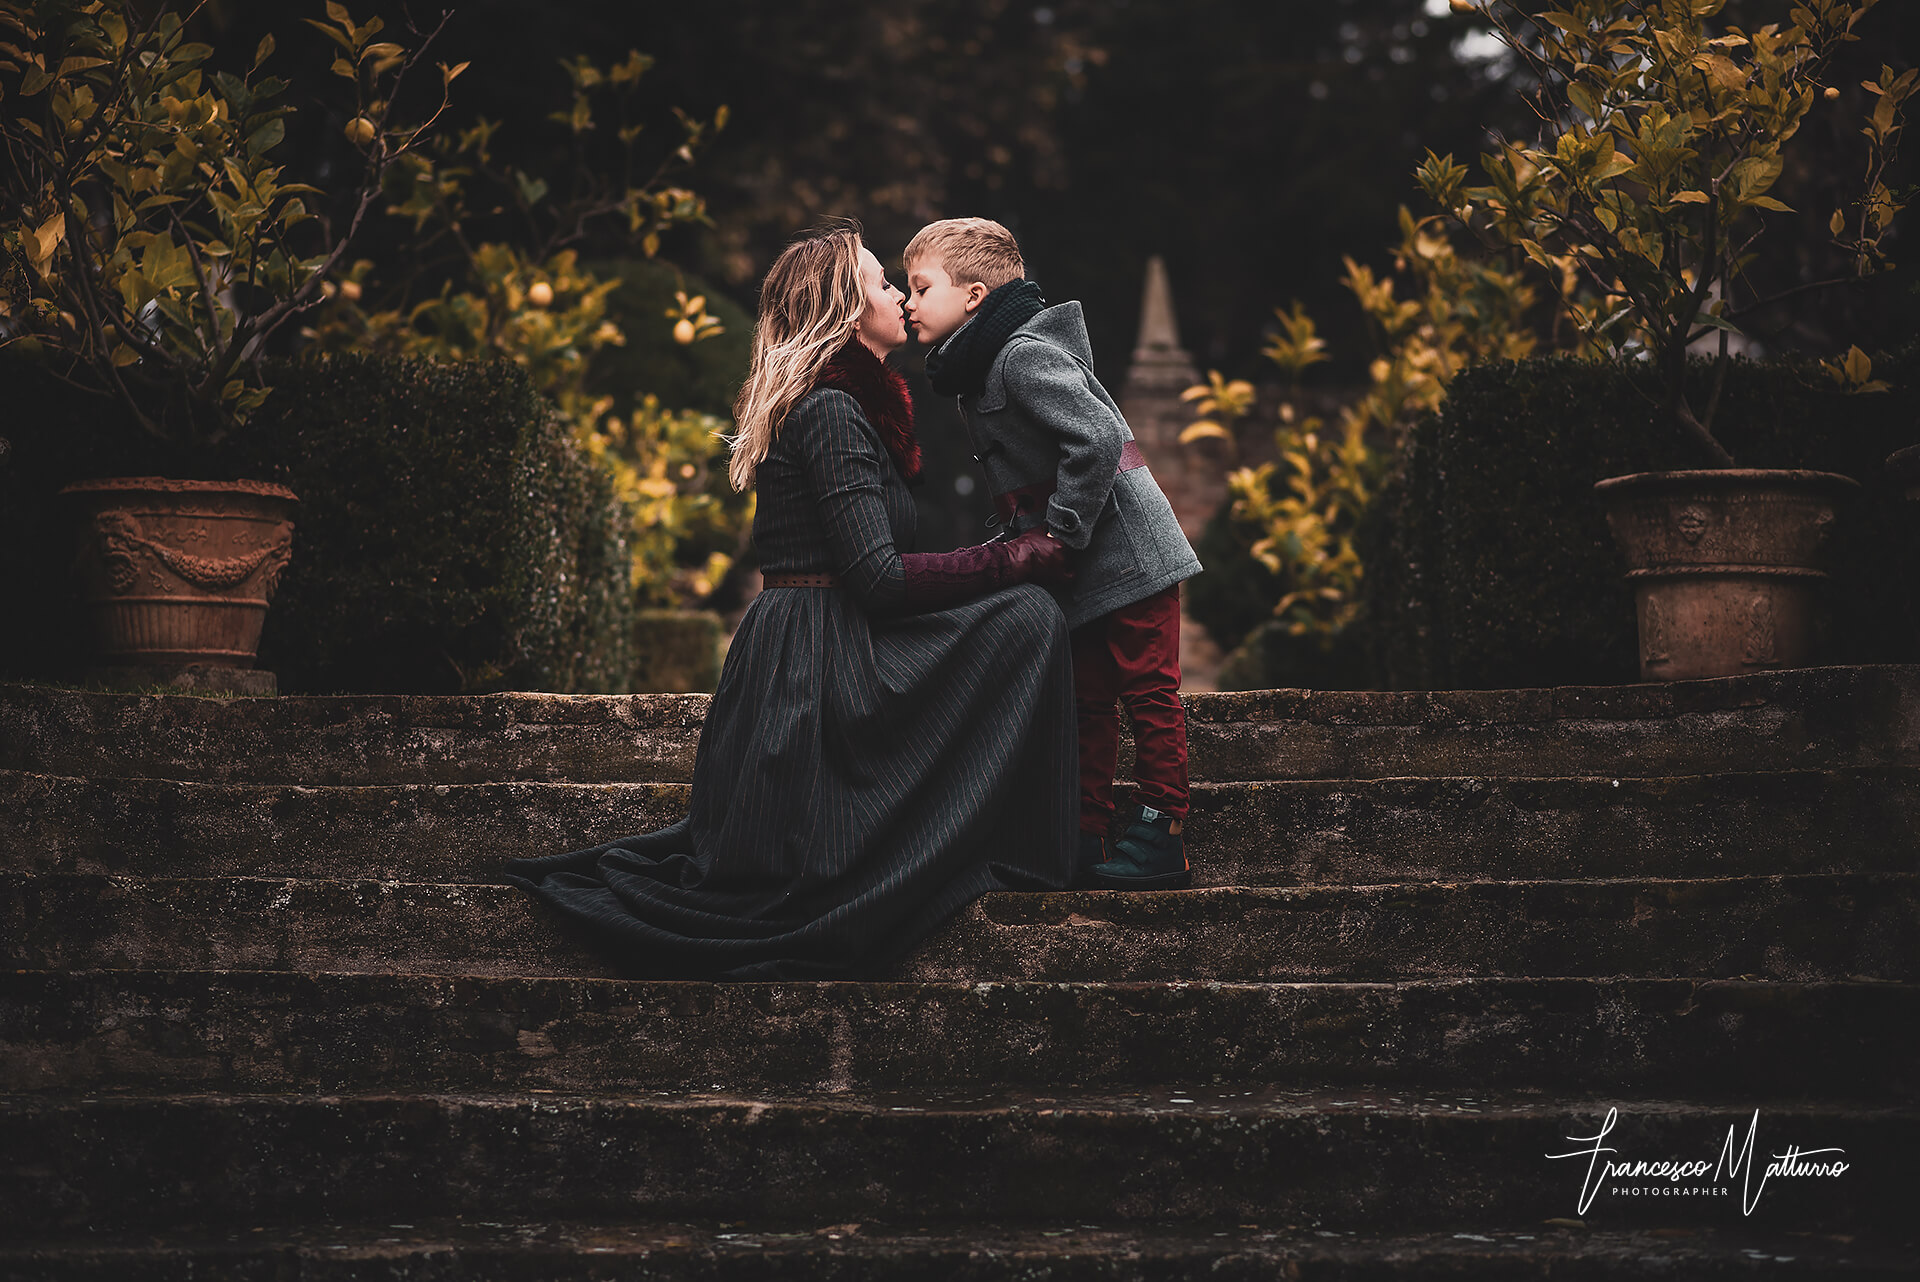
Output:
[8,769,1914,887]
[4,971,1912,1098]
[4,1222,1910,1279]
[4,874,1912,982]
[0,1091,1906,1235]
[7,665,1914,786]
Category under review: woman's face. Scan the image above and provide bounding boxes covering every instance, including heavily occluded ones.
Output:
[852,245,908,356]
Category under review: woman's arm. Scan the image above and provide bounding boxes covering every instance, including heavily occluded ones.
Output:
[794,389,1068,613]
[793,389,911,607]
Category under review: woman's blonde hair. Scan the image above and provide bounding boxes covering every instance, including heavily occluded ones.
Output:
[727,221,866,492]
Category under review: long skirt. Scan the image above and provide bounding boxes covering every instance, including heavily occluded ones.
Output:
[502,582,1077,979]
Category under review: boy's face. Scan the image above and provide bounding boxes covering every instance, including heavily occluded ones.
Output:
[904,259,988,346]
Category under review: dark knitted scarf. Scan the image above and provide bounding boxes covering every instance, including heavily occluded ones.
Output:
[923,279,1045,397]
[816,336,923,484]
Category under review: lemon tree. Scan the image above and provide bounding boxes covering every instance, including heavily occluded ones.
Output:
[0,0,451,445]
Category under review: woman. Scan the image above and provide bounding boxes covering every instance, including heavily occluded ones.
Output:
[503,223,1079,979]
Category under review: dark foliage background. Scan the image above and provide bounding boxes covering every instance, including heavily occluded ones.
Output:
[8,2,1913,688]
[1356,349,1920,690]
[168,0,1918,554]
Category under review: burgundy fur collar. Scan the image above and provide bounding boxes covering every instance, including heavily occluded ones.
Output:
[816,337,922,484]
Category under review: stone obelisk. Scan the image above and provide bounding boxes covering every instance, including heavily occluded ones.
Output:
[1117,256,1225,539]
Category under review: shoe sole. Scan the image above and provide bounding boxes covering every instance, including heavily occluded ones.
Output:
[1085,868,1193,891]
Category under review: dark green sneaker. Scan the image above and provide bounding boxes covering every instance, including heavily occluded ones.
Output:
[1074,829,1109,888]
[1088,803,1191,890]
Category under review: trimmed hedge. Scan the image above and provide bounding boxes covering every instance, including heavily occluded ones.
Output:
[0,353,635,694]
[1358,348,1920,689]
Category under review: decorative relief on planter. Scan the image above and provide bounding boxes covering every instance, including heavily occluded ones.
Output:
[91,510,293,596]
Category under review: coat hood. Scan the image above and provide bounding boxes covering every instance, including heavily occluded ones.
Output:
[1010,300,1094,369]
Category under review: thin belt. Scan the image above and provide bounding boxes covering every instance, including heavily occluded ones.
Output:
[762,571,842,589]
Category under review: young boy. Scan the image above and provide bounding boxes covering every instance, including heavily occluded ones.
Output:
[903,217,1202,890]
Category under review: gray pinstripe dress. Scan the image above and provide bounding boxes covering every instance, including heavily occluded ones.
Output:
[503,384,1078,979]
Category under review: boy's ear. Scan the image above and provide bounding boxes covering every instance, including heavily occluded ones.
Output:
[963,281,989,313]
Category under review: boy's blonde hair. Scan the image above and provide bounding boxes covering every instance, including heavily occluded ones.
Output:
[903,217,1025,290]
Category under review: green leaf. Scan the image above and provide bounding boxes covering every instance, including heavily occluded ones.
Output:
[214,71,252,112]
[246,117,285,158]
[253,33,275,70]
[1591,155,1634,182]
[1748,195,1793,212]
[222,155,254,196]
[302,20,355,54]
[1845,345,1872,384]
[119,270,156,313]
[1692,310,1745,335]
[1591,302,1633,335]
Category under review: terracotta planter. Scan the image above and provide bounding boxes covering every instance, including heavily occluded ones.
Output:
[1593,469,1858,682]
[61,478,298,681]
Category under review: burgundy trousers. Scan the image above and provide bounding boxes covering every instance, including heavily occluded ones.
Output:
[1069,582,1190,832]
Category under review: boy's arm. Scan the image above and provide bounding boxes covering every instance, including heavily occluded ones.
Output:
[1002,341,1125,551]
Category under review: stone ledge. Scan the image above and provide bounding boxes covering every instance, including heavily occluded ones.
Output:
[2,1091,1911,1234]
[5,873,1913,983]
[7,769,1913,885]
[3,972,1912,1098]
[6,665,1912,785]
[3,1223,1909,1279]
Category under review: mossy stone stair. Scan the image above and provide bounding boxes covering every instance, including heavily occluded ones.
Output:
[3,666,1916,1277]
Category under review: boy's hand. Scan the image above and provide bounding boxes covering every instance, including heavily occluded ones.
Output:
[1000,526,1074,589]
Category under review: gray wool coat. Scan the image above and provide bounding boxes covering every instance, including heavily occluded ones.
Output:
[952,300,1202,630]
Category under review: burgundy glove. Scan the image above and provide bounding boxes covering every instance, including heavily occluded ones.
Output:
[1000,526,1073,589]
[898,526,1074,611]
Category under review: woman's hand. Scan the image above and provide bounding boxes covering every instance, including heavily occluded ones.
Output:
[893,525,1072,611]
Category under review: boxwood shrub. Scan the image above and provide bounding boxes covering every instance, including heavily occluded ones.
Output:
[1358,347,1920,689]
[0,352,635,694]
